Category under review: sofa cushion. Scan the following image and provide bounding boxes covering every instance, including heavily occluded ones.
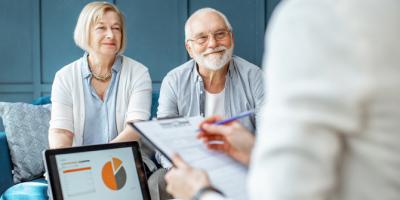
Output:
[0,178,48,200]
[0,131,13,195]
[32,96,51,106]
[0,102,50,183]
[151,91,159,119]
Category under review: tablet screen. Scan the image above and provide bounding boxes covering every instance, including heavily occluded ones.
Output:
[53,147,144,200]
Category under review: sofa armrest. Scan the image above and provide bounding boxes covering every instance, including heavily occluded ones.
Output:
[0,131,13,195]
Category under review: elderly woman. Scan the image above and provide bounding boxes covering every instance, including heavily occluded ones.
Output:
[49,2,151,149]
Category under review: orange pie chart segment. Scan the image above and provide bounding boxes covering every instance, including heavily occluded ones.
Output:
[102,162,117,190]
[113,157,122,170]
[102,157,127,190]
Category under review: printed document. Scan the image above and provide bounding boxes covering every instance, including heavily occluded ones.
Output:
[132,116,248,199]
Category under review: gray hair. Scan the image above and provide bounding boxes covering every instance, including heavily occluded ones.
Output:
[184,8,233,42]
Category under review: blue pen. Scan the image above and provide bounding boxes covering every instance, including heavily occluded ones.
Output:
[196,110,254,131]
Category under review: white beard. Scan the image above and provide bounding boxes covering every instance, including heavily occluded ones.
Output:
[193,46,233,71]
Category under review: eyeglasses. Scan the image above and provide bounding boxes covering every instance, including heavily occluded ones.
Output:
[187,30,231,45]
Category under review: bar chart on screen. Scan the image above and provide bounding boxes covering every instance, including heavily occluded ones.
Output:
[59,159,96,197]
[101,157,127,190]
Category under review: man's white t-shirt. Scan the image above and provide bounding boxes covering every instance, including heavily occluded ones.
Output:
[205,88,226,118]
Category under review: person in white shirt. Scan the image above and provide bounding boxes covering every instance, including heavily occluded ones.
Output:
[48,1,158,176]
[48,3,161,199]
[49,2,152,148]
[164,0,400,199]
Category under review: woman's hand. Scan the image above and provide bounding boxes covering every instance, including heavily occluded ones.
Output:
[197,116,255,166]
[110,124,140,143]
[165,154,211,200]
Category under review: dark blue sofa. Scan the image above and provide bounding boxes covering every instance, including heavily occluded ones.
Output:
[0,92,159,199]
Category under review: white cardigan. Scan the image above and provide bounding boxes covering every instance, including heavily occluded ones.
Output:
[49,56,152,146]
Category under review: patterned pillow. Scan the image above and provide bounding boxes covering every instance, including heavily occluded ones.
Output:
[0,102,50,183]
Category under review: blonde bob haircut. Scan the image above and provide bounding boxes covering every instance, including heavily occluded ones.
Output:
[74,2,127,54]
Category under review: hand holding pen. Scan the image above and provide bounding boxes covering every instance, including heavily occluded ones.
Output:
[197,111,256,165]
[196,110,254,132]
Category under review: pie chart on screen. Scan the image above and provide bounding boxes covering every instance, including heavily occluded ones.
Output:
[102,157,127,190]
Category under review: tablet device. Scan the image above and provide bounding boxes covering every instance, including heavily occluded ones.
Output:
[130,122,173,164]
[43,142,150,200]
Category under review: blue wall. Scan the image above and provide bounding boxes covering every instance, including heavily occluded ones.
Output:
[0,0,280,131]
[0,0,280,102]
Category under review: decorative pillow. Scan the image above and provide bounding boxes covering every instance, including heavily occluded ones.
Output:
[0,102,51,183]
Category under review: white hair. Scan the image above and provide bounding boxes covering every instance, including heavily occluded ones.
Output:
[184,8,233,42]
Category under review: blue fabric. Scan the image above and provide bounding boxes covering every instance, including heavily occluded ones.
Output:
[0,96,51,200]
[31,96,51,105]
[81,54,122,145]
[1,97,50,197]
[0,178,48,200]
[151,91,159,119]
[0,132,13,195]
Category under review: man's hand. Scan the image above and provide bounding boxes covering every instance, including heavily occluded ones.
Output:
[165,154,211,200]
[197,116,255,166]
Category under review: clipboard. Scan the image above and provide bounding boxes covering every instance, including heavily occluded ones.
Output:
[130,121,174,164]
[129,116,249,199]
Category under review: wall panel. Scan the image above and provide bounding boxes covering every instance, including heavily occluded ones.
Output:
[0,93,34,103]
[0,0,280,102]
[117,0,187,84]
[41,0,96,84]
[0,0,35,83]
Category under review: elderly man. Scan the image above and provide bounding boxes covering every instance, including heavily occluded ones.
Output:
[148,7,265,200]
[157,7,265,133]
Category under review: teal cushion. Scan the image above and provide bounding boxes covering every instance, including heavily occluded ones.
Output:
[151,91,159,119]
[0,132,13,195]
[0,178,48,200]
[31,96,51,106]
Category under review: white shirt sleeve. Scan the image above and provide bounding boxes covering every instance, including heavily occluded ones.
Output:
[125,68,152,122]
[49,71,74,133]
[157,73,179,118]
